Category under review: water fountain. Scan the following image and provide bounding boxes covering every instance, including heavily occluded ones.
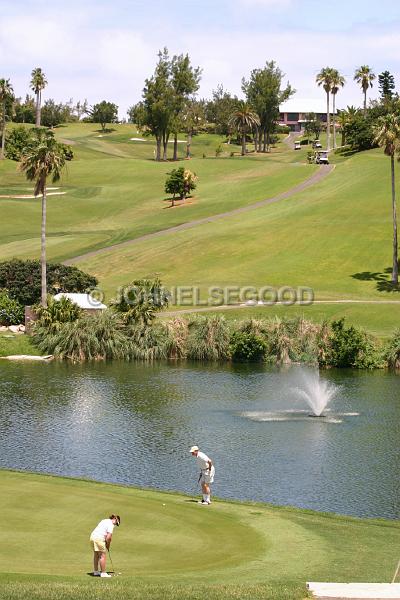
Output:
[292,369,338,417]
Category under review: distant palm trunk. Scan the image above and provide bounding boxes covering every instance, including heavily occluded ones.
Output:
[0,100,5,159]
[186,131,192,158]
[326,91,331,151]
[332,94,337,149]
[391,154,399,284]
[263,130,267,153]
[173,133,178,160]
[35,90,41,127]
[254,128,258,152]
[41,186,47,307]
[363,89,367,118]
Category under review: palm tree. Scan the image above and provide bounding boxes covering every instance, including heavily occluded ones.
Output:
[316,67,334,151]
[354,66,375,117]
[228,102,260,156]
[330,70,345,149]
[20,129,67,306]
[30,68,47,127]
[373,114,400,285]
[0,78,14,159]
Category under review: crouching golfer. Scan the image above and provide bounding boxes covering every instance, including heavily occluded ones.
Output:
[190,445,215,505]
[90,514,120,577]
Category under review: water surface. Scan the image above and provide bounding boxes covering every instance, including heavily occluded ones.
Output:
[0,361,399,519]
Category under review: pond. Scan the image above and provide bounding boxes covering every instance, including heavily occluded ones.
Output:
[0,361,399,519]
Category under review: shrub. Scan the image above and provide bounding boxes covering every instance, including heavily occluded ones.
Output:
[344,115,376,152]
[230,331,267,362]
[266,317,319,365]
[215,144,223,157]
[187,315,230,360]
[34,295,81,333]
[0,259,98,306]
[0,291,24,325]
[5,126,32,161]
[327,318,381,369]
[111,278,169,326]
[128,322,169,360]
[164,318,188,359]
[385,329,400,370]
[34,311,129,361]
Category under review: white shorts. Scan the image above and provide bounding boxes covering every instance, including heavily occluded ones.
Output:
[200,466,215,484]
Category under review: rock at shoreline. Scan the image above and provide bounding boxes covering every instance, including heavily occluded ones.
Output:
[1,355,53,361]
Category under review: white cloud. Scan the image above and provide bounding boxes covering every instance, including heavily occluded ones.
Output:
[1,8,399,116]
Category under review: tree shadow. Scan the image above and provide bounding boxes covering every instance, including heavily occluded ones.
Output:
[95,128,116,134]
[351,267,400,292]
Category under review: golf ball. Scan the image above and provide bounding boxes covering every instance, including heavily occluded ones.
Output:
[162,503,166,506]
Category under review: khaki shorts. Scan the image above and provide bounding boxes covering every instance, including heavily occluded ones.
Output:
[200,466,215,484]
[90,536,106,553]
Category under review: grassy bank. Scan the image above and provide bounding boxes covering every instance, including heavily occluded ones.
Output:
[0,332,40,357]
[0,470,399,599]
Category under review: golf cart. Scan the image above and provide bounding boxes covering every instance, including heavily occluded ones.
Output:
[314,150,329,164]
[294,140,301,150]
[312,139,322,149]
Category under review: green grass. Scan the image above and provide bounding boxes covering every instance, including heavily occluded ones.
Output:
[0,332,40,357]
[73,148,400,332]
[1,122,398,336]
[1,470,399,600]
[0,124,314,263]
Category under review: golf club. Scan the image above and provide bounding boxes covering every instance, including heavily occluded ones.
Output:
[392,558,400,584]
[108,549,122,576]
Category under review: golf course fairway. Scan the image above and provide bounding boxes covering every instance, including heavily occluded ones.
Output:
[1,470,399,600]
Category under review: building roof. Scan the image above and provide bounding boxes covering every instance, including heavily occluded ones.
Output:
[54,293,106,310]
[279,98,331,114]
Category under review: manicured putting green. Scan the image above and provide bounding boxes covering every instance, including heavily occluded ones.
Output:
[1,469,399,588]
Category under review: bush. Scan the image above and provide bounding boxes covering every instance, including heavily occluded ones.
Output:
[215,144,223,157]
[0,291,24,325]
[34,311,129,361]
[266,317,319,365]
[230,331,267,362]
[128,322,169,360]
[344,115,377,152]
[34,295,82,333]
[385,329,400,370]
[187,315,230,360]
[5,126,32,161]
[327,318,381,369]
[0,259,98,306]
[111,278,169,326]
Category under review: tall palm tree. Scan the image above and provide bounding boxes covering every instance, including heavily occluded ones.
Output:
[30,67,47,127]
[228,102,260,156]
[330,70,345,149]
[354,65,375,117]
[316,67,335,151]
[373,114,400,285]
[0,78,14,159]
[20,129,67,306]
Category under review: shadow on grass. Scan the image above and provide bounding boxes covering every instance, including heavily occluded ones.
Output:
[351,268,400,292]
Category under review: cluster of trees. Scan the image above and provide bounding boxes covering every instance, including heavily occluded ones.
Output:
[128,48,202,161]
[129,54,293,159]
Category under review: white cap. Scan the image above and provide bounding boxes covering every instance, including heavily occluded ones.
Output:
[189,445,199,453]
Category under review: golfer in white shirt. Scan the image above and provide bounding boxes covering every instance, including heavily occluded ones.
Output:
[190,445,215,505]
[89,514,120,577]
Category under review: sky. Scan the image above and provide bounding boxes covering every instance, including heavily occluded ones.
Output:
[1,0,400,117]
